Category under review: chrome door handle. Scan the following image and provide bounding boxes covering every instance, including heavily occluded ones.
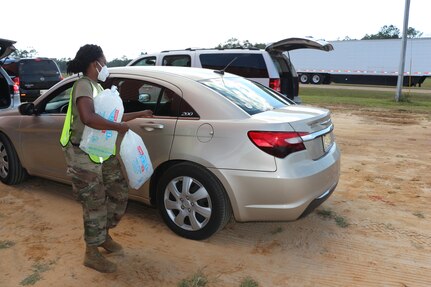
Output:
[140,123,164,131]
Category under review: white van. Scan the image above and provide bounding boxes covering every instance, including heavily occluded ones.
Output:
[128,37,333,103]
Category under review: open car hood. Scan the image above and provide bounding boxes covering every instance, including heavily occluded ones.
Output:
[0,38,16,60]
[265,37,333,53]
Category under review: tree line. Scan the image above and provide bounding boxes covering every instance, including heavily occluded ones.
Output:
[10,25,424,73]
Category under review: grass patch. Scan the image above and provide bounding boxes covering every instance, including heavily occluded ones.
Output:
[270,226,283,235]
[334,216,349,228]
[20,273,41,286]
[240,276,259,287]
[413,212,425,219]
[316,208,349,228]
[178,269,209,287]
[316,209,334,219]
[300,86,431,114]
[20,261,54,286]
[0,240,15,249]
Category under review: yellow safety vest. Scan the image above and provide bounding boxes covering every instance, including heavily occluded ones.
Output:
[60,79,114,163]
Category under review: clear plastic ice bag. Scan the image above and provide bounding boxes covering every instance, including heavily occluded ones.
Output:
[120,130,153,189]
[80,85,124,157]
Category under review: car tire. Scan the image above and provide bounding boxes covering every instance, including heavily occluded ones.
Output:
[0,133,27,185]
[156,162,232,240]
[299,74,310,84]
[311,74,323,84]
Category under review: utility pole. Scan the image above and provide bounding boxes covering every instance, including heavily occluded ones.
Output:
[395,0,411,102]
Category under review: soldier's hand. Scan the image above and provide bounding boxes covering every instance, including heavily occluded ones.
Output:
[117,122,129,134]
[141,110,153,118]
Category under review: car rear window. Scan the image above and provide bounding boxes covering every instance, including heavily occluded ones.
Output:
[20,60,60,76]
[200,53,269,78]
[200,77,289,115]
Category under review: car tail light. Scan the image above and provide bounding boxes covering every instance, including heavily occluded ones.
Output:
[269,78,281,92]
[248,131,308,158]
[13,77,20,86]
[13,77,20,93]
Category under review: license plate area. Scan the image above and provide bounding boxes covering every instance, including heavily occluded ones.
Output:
[322,132,334,152]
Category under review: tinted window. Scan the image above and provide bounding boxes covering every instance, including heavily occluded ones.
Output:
[133,56,156,66]
[200,53,269,78]
[20,60,60,76]
[162,55,191,67]
[200,77,289,115]
[109,78,194,118]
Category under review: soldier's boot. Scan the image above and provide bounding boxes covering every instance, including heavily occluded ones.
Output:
[100,233,123,253]
[84,245,117,273]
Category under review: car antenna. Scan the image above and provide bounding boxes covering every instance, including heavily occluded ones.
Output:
[214,56,238,75]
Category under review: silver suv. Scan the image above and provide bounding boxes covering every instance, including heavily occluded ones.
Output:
[128,37,333,103]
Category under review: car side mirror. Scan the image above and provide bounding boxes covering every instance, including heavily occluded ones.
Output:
[18,102,35,115]
[138,93,151,103]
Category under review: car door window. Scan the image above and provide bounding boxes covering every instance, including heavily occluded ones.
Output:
[43,82,74,114]
[200,53,269,78]
[110,78,185,118]
[132,56,156,66]
[162,55,191,67]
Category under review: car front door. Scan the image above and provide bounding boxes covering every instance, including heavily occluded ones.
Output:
[18,80,74,183]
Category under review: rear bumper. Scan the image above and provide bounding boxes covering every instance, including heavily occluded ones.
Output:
[210,143,340,222]
[298,181,337,219]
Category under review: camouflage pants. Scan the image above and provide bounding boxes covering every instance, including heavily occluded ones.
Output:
[64,144,129,246]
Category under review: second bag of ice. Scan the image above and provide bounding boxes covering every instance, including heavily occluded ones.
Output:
[120,130,153,189]
[80,85,124,157]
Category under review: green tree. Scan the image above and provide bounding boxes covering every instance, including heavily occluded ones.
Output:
[362,25,423,40]
[11,48,38,58]
[216,38,266,49]
[407,27,423,38]
[362,25,400,39]
[54,58,71,74]
[107,55,131,67]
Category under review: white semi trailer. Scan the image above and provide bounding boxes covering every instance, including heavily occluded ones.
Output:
[289,38,431,86]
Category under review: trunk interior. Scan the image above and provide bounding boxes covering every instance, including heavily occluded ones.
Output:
[0,74,12,109]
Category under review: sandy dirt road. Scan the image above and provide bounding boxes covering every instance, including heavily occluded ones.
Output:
[0,107,430,287]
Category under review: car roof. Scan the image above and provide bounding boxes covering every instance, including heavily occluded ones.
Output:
[108,65,238,81]
[160,47,261,53]
[6,57,54,62]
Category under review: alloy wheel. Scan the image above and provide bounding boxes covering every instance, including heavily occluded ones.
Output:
[163,176,212,231]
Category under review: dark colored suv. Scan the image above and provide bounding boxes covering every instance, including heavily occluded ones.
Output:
[3,57,62,102]
[0,38,20,110]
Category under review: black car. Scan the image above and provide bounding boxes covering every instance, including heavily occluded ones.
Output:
[3,57,62,102]
[0,38,20,109]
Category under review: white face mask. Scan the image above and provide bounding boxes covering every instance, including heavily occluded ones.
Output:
[96,62,109,82]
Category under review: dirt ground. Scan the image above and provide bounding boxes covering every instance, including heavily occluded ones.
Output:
[0,107,430,287]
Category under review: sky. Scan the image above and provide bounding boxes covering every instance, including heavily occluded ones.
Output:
[3,0,430,61]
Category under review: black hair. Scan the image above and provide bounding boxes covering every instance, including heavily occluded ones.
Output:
[66,44,104,75]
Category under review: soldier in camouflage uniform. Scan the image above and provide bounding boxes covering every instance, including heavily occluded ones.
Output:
[64,146,129,247]
[62,44,152,273]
